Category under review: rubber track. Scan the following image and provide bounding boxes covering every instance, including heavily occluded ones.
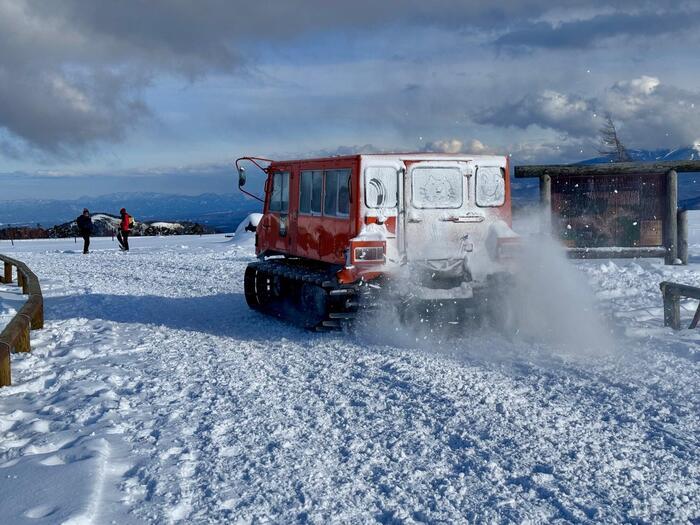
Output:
[246,259,364,331]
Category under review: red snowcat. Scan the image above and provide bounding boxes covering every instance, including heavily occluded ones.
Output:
[236,153,518,330]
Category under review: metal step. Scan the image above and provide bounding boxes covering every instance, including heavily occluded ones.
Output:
[329,288,354,296]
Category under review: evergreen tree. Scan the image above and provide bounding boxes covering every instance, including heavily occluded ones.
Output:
[598,113,630,162]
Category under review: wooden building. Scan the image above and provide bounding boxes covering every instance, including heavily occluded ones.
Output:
[514,160,700,264]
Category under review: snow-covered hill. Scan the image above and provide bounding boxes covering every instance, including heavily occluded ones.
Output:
[46,213,213,237]
[0,213,698,522]
[581,143,700,164]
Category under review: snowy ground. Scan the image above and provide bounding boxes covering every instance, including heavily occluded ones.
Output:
[1,280,26,332]
[0,218,699,523]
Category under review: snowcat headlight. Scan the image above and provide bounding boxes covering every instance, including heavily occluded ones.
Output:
[351,241,385,264]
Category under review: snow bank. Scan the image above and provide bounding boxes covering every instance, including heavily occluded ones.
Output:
[229,212,261,247]
[0,282,26,333]
[149,221,183,229]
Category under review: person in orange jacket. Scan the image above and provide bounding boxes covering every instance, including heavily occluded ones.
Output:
[117,208,133,251]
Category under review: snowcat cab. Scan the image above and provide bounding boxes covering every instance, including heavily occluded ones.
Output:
[236,153,518,330]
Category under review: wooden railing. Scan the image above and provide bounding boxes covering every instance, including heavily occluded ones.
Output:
[660,281,700,330]
[0,255,44,387]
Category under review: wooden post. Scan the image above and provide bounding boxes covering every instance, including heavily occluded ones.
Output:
[0,256,44,380]
[0,343,10,387]
[677,209,688,265]
[691,305,700,330]
[3,261,11,284]
[539,173,552,235]
[25,295,44,330]
[664,169,678,265]
[1,315,31,353]
[14,317,31,353]
[662,284,681,330]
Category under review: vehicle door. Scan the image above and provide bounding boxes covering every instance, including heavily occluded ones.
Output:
[403,161,477,263]
[259,166,291,254]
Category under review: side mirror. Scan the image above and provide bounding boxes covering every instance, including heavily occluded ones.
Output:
[234,156,268,203]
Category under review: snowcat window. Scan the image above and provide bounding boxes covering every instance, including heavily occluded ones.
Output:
[269,171,289,212]
[300,170,323,215]
[324,169,350,217]
[337,171,350,215]
[411,167,463,209]
[364,167,398,208]
[476,166,506,207]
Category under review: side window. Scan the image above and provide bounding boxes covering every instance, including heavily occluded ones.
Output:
[323,169,351,217]
[364,166,398,208]
[475,166,506,207]
[324,171,338,216]
[300,170,323,215]
[337,170,350,215]
[269,171,289,213]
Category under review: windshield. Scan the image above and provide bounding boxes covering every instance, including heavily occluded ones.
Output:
[411,167,463,209]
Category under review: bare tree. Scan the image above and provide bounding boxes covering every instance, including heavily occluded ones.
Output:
[598,113,630,162]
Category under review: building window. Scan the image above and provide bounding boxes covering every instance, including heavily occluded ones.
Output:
[299,170,323,215]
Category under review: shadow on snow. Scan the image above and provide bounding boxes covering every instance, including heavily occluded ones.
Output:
[46,292,310,341]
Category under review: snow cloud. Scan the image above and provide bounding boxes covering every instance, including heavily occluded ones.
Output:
[423,139,493,154]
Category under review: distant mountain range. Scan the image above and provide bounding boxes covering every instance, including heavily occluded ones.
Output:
[0,192,262,232]
[0,213,214,240]
[2,147,699,229]
[47,213,214,237]
[578,144,700,164]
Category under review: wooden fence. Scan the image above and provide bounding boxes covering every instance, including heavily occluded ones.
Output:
[660,281,700,330]
[0,255,44,387]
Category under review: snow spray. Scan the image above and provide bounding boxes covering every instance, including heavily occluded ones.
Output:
[355,207,617,358]
[502,210,617,356]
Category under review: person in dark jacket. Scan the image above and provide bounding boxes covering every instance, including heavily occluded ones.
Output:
[76,208,93,254]
[117,208,132,251]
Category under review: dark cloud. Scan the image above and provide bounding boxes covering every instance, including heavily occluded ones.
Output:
[0,0,696,158]
[474,91,599,137]
[0,68,147,155]
[494,9,700,50]
[474,76,700,150]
